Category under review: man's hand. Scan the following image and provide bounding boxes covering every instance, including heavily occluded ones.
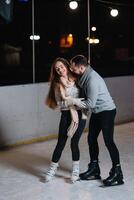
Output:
[65,97,86,108]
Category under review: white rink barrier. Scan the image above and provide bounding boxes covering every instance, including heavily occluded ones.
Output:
[0,76,134,146]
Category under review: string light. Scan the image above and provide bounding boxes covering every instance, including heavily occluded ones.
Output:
[69,1,78,10]
[110,9,118,17]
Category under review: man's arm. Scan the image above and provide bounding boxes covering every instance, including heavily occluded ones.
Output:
[65,97,86,108]
[82,80,98,109]
[65,79,99,109]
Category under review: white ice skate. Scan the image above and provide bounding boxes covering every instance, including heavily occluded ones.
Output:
[45,162,59,182]
[71,161,80,183]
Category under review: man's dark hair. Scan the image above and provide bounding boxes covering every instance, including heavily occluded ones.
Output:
[70,55,88,67]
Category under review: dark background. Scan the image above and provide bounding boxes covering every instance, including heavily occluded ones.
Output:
[0,0,134,86]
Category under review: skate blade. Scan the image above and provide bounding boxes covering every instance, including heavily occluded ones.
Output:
[100,181,124,188]
[80,176,101,181]
[71,178,81,184]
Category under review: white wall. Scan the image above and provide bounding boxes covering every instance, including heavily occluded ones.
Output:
[0,76,134,146]
[105,76,134,123]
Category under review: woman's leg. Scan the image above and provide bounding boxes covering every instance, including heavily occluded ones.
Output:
[70,111,86,182]
[45,111,71,181]
[52,111,71,163]
[71,111,86,161]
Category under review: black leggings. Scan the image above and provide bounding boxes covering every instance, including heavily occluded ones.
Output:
[88,109,120,166]
[52,110,86,163]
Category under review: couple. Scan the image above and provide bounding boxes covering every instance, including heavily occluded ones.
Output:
[45,55,124,186]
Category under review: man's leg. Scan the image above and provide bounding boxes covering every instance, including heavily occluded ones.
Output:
[80,113,101,180]
[101,109,124,186]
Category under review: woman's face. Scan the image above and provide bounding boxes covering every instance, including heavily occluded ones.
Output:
[55,61,68,77]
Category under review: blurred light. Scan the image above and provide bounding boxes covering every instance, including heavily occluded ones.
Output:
[110,9,118,17]
[30,35,40,40]
[94,39,99,44]
[86,37,100,44]
[60,33,73,48]
[89,38,94,44]
[48,40,52,45]
[91,27,96,31]
[69,33,73,37]
[19,0,29,2]
[69,1,78,10]
[5,0,10,4]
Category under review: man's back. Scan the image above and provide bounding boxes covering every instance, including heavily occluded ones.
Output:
[78,66,116,113]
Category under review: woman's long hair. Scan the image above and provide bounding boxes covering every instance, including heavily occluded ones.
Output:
[45,57,74,109]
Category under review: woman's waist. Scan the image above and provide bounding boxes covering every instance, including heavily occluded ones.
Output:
[60,106,81,111]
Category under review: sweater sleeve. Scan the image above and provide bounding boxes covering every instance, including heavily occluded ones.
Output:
[85,80,98,109]
[80,78,98,110]
[55,87,69,110]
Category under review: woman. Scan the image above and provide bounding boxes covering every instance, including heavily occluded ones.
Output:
[45,57,86,183]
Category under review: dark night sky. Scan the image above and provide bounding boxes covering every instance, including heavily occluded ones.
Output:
[1,0,134,48]
[0,0,134,85]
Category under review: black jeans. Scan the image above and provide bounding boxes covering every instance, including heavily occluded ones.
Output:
[88,109,120,166]
[52,110,86,163]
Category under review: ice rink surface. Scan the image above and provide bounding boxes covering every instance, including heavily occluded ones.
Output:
[0,122,134,200]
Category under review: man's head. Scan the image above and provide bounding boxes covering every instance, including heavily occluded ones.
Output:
[70,55,88,75]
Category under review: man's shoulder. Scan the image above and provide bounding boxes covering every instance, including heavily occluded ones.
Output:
[90,68,103,79]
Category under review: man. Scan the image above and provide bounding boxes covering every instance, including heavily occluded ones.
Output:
[66,55,124,187]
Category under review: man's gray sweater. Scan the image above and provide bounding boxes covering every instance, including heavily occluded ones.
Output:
[78,66,116,113]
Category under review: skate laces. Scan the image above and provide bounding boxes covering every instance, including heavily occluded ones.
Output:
[72,165,79,176]
[46,164,58,176]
